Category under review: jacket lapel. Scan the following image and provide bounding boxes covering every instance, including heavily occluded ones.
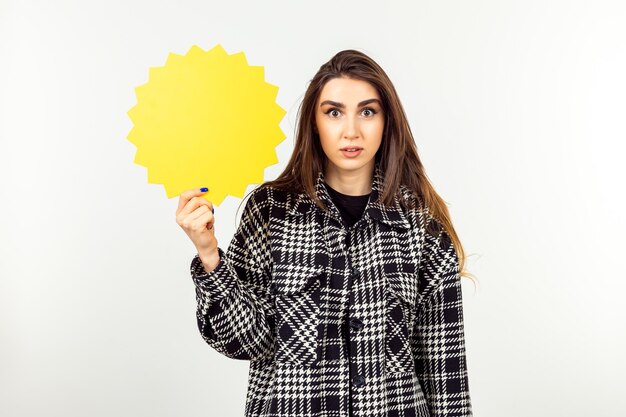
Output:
[287,163,411,231]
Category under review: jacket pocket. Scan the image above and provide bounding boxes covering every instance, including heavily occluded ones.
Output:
[384,271,419,375]
[270,263,324,367]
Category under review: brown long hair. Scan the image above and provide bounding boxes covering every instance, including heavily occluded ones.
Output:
[255,49,473,281]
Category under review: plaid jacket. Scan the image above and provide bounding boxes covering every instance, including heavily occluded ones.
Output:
[190,163,473,417]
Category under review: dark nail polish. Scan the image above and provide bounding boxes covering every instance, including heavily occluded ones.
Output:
[211,207,215,214]
[200,187,208,192]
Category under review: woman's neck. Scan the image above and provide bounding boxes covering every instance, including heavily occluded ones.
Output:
[323,161,374,196]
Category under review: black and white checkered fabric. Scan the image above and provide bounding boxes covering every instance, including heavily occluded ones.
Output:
[190,163,473,417]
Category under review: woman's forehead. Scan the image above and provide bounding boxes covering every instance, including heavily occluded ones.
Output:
[318,77,380,104]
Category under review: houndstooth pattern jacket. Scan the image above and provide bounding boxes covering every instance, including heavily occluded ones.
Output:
[190,163,473,417]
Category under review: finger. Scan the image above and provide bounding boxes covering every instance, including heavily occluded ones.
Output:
[178,195,213,220]
[193,210,215,231]
[190,204,212,222]
[176,187,209,215]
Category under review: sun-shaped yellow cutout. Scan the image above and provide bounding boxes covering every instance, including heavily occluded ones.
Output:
[126,44,286,205]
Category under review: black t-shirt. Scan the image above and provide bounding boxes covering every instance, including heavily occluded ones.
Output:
[324,182,371,229]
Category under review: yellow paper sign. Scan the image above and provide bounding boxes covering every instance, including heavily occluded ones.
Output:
[127,44,286,205]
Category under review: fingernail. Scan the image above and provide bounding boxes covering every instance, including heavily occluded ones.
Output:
[200,187,208,192]
[211,207,215,214]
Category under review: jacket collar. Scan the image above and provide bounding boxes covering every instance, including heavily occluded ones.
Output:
[288,163,411,230]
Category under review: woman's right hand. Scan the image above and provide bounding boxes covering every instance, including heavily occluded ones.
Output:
[176,188,219,272]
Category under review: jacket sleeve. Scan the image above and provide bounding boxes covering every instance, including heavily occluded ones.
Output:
[189,185,275,361]
[412,212,473,417]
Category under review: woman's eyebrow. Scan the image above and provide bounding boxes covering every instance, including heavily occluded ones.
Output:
[319,98,382,108]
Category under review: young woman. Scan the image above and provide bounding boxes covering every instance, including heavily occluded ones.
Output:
[176,50,473,417]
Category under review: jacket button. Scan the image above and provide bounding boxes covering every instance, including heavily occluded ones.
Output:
[350,266,359,279]
[352,375,365,388]
[269,282,278,295]
[349,318,364,331]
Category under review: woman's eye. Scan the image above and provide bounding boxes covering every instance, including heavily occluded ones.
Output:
[326,109,341,117]
[362,108,377,117]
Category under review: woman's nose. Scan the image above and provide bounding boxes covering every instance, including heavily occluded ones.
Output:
[343,115,359,139]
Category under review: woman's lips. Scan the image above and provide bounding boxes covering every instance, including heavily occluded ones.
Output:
[340,148,363,158]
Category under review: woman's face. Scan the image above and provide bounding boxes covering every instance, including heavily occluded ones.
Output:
[315,77,384,178]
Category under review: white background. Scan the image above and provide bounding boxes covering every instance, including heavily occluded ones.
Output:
[1,0,625,416]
